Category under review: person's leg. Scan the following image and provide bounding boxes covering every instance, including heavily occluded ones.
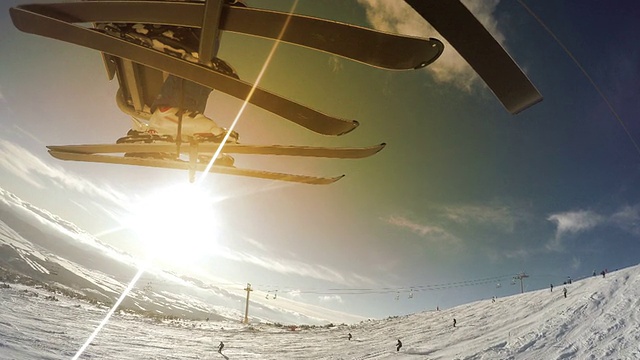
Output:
[151,75,211,114]
[148,76,237,139]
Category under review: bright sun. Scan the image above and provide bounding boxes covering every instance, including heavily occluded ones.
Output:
[128,183,222,267]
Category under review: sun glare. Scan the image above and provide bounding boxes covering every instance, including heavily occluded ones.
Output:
[128,183,222,267]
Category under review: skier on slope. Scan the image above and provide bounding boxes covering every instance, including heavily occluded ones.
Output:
[453,318,457,327]
[563,287,567,298]
[396,339,402,352]
[218,341,224,353]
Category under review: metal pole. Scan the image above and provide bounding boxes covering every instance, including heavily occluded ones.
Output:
[243,283,252,324]
[514,272,529,294]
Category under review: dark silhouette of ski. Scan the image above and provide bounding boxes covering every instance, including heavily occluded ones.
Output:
[49,150,344,185]
[47,143,386,159]
[404,0,542,114]
[11,1,443,71]
[10,4,358,136]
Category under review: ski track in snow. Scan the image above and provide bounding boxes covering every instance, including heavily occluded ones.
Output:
[2,265,640,359]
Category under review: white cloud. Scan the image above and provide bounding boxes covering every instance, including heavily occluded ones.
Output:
[386,215,446,236]
[546,210,604,251]
[548,210,603,236]
[610,205,640,235]
[443,204,516,232]
[0,139,129,208]
[214,246,375,287]
[384,215,462,248]
[356,0,504,91]
[571,256,581,270]
[318,295,343,304]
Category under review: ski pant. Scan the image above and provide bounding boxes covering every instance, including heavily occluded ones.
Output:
[152,75,212,113]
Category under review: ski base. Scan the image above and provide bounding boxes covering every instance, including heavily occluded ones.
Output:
[49,150,344,185]
[46,142,386,159]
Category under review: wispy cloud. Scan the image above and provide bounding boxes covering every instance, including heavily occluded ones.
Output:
[610,205,640,235]
[0,139,129,208]
[214,244,376,287]
[443,204,516,232]
[546,210,605,251]
[384,215,461,247]
[571,256,581,270]
[356,0,504,91]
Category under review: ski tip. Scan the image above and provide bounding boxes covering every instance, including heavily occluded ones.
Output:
[336,120,359,136]
[371,142,387,154]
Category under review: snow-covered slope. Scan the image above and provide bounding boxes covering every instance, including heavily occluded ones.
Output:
[0,187,358,325]
[1,265,639,359]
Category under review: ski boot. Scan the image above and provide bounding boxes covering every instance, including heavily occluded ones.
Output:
[198,153,235,167]
[147,106,239,144]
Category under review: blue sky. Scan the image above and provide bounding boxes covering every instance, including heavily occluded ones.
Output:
[1,0,639,320]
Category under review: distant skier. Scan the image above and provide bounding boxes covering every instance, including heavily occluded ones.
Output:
[453,318,457,327]
[550,283,553,292]
[348,333,352,341]
[218,341,224,353]
[601,270,606,278]
[396,339,402,352]
[563,287,567,298]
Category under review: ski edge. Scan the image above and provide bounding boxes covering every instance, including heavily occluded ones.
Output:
[48,150,344,185]
[46,143,386,159]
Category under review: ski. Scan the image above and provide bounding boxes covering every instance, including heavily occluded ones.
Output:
[404,0,542,114]
[46,143,386,159]
[48,150,344,185]
[10,4,358,136]
[11,1,444,71]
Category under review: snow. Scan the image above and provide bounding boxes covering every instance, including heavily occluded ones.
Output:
[1,266,639,359]
[0,187,366,326]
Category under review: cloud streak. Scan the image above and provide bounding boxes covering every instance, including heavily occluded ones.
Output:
[214,241,376,287]
[0,139,129,210]
[443,204,516,232]
[384,215,461,247]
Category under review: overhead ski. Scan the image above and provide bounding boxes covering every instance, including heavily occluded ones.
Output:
[9,0,542,185]
[10,1,444,71]
[46,141,384,183]
[47,143,386,159]
[48,150,344,185]
[404,0,542,114]
[9,4,358,136]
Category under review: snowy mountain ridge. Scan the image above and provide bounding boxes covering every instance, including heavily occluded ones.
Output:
[0,186,357,325]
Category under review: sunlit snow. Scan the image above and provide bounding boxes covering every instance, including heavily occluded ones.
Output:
[2,265,640,359]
